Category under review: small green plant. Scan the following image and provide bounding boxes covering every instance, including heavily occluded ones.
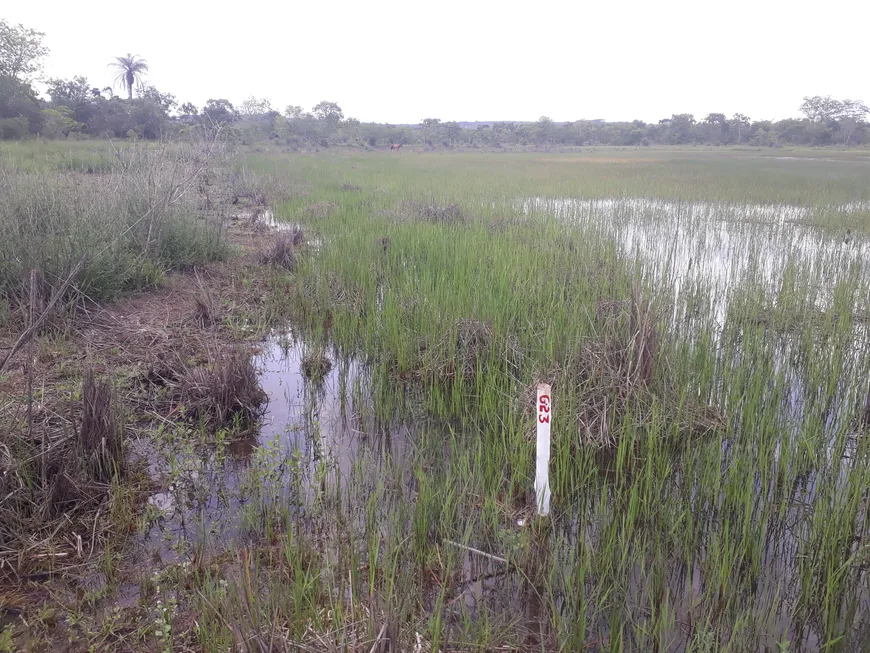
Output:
[0,626,15,653]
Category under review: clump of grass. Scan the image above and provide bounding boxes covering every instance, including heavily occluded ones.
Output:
[193,270,218,327]
[422,319,519,383]
[304,202,338,218]
[78,370,125,483]
[572,289,660,448]
[177,350,266,428]
[0,370,127,560]
[401,200,467,225]
[287,224,306,246]
[529,285,723,449]
[301,346,332,382]
[260,233,297,270]
[486,216,527,233]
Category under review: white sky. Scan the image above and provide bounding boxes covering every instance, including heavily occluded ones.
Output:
[6,0,869,124]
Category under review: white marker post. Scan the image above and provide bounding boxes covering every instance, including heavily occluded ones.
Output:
[535,384,552,517]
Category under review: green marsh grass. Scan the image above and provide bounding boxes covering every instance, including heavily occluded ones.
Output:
[223,150,870,651]
[0,138,230,309]
[10,148,870,651]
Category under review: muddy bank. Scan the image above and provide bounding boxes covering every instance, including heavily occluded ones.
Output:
[0,216,307,643]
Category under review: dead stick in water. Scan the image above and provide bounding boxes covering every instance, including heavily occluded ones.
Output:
[444,540,507,564]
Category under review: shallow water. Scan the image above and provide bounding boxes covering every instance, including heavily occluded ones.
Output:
[135,334,414,560]
[522,197,870,324]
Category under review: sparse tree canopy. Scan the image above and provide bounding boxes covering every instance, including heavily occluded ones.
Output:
[136,83,177,112]
[109,54,149,100]
[313,101,343,123]
[240,96,273,115]
[202,98,238,124]
[46,76,93,107]
[800,95,844,122]
[0,19,48,80]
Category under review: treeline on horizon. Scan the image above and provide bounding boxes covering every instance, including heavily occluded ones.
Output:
[1,18,869,149]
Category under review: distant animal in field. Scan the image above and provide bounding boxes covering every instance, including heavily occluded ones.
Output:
[390,143,402,151]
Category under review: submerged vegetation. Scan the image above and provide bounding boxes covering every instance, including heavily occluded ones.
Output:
[3,146,870,651]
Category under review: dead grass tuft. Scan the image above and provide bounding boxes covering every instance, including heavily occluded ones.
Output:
[177,350,266,428]
[78,370,125,483]
[522,283,724,449]
[192,270,217,327]
[486,217,528,233]
[287,223,306,246]
[400,200,468,225]
[421,319,520,382]
[260,234,297,270]
[304,202,338,219]
[300,347,332,382]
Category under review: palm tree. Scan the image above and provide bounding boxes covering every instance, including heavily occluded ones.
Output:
[109,54,149,100]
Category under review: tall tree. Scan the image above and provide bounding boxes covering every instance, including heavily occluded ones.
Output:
[109,54,149,100]
[838,99,869,146]
[731,113,750,144]
[0,19,48,80]
[202,98,238,124]
[799,95,842,122]
[312,101,344,124]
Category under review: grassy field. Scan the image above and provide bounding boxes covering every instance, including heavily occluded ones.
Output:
[3,145,870,652]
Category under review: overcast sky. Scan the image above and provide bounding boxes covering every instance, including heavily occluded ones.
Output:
[6,0,868,124]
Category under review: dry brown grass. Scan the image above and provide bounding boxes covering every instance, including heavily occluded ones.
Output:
[0,370,124,573]
[403,200,468,225]
[420,318,521,383]
[78,370,124,483]
[0,220,290,574]
[177,349,267,428]
[300,347,332,381]
[304,202,339,219]
[260,233,298,270]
